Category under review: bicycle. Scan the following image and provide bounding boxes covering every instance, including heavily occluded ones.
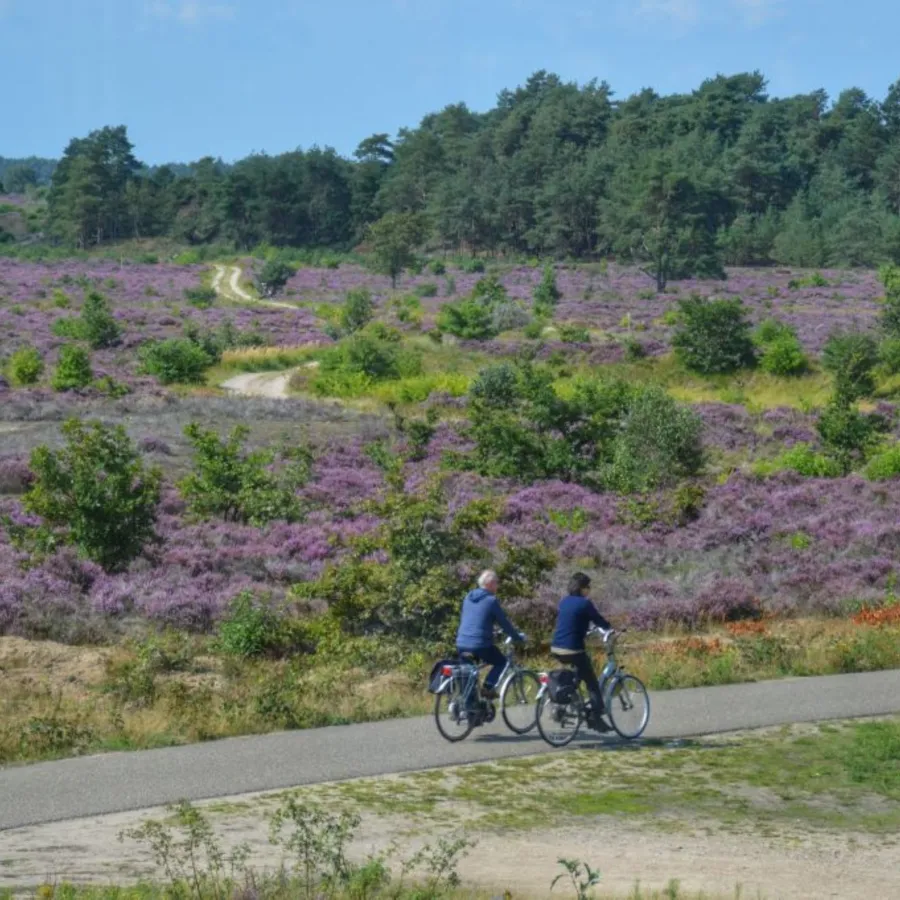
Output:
[535,627,650,748]
[431,634,540,742]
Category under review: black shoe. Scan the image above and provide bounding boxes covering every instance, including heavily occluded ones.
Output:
[482,686,498,700]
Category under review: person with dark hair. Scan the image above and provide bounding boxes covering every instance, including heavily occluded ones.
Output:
[550,572,614,731]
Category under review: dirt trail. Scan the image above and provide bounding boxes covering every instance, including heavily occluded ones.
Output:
[220,370,293,399]
[211,264,298,310]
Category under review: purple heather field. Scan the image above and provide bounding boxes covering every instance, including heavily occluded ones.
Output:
[1,258,898,641]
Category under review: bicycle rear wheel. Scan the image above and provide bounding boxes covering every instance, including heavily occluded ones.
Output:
[605,674,650,740]
[536,693,583,747]
[500,670,540,735]
[434,686,475,742]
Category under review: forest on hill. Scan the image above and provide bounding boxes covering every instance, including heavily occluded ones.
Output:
[8,70,900,274]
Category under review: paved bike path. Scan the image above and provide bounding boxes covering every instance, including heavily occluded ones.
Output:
[2,669,898,831]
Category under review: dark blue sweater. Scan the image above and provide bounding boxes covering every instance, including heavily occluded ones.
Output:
[456,588,519,649]
[551,595,612,651]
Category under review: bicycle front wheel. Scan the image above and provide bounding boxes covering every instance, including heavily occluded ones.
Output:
[605,674,650,740]
[434,687,475,743]
[500,670,540,734]
[536,693,583,747]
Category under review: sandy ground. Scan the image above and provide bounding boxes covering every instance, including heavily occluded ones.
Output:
[1,778,897,899]
[211,265,298,310]
[220,370,293,399]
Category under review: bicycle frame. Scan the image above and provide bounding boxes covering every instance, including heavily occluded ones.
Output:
[536,629,623,702]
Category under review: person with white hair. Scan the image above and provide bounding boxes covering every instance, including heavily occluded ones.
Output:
[455,569,524,699]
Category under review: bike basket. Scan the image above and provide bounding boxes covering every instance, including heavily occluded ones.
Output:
[547,669,577,704]
[428,658,460,693]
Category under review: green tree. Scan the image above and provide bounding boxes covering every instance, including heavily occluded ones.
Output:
[52,345,93,391]
[256,257,297,298]
[12,419,161,571]
[81,291,122,349]
[179,424,312,526]
[3,163,38,194]
[139,339,212,385]
[368,212,421,288]
[672,296,756,374]
[340,288,374,334]
[822,331,879,404]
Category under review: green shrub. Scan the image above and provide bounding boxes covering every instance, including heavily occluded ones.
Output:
[52,345,93,391]
[8,345,44,385]
[606,386,705,492]
[672,296,756,374]
[428,260,446,276]
[558,324,590,344]
[52,290,71,309]
[864,444,900,480]
[81,291,122,349]
[469,363,520,409]
[139,339,211,384]
[256,257,297,297]
[414,282,439,298]
[533,263,561,317]
[340,287,374,334]
[216,592,295,658]
[624,337,647,361]
[51,317,86,340]
[817,401,885,473]
[822,331,878,403]
[878,338,900,375]
[390,294,423,325]
[524,319,546,340]
[444,275,457,295]
[460,258,485,274]
[759,334,809,376]
[777,444,843,478]
[437,299,498,340]
[7,419,161,571]
[318,333,421,386]
[184,286,216,309]
[179,424,312,525]
[753,318,795,345]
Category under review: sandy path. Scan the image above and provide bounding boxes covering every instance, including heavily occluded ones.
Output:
[211,264,298,310]
[1,784,897,899]
[220,370,293,399]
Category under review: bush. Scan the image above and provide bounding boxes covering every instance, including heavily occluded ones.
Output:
[6,419,162,571]
[492,299,531,333]
[216,592,295,658]
[606,386,705,492]
[256,257,296,297]
[139,338,211,384]
[469,363,520,409]
[533,263,561,317]
[437,299,498,340]
[52,344,93,391]
[880,263,900,339]
[774,444,843,478]
[879,338,900,375]
[524,319,546,339]
[184,286,216,309]
[864,444,900,480]
[339,287,374,334]
[460,258,485,274]
[624,337,647,361]
[672,295,756,374]
[81,291,122,348]
[822,331,879,403]
[428,260,446,276]
[317,333,422,391]
[558,324,591,344]
[816,401,885,473]
[179,424,312,525]
[8,346,44,385]
[414,282,439,298]
[753,318,795,345]
[759,334,809,376]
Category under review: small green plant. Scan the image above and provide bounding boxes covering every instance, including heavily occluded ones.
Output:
[139,338,211,384]
[8,345,44,385]
[864,444,900,480]
[551,858,601,899]
[789,271,829,289]
[428,259,446,276]
[444,274,457,295]
[558,324,591,343]
[5,419,162,571]
[460,257,485,274]
[822,331,878,403]
[414,281,439,298]
[878,338,900,375]
[817,401,884,474]
[759,334,809,376]
[216,592,294,658]
[524,319,546,339]
[548,507,588,532]
[436,299,498,340]
[624,337,647,361]
[534,263,561,317]
[339,287,374,334]
[81,291,122,348]
[51,344,93,391]
[184,286,217,309]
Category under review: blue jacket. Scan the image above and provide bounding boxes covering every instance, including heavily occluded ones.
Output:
[456,588,519,650]
[551,595,612,651]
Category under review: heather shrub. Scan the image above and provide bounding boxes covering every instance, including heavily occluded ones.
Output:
[139,338,212,384]
[606,386,705,492]
[339,287,374,334]
[864,444,900,481]
[4,419,162,571]
[51,344,93,391]
[8,345,44,385]
[822,331,878,403]
[179,423,312,525]
[672,295,756,374]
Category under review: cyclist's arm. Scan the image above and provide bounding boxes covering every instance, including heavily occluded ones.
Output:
[492,598,521,641]
[587,600,613,633]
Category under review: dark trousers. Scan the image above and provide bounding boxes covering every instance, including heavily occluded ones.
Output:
[457,644,506,689]
[552,650,604,717]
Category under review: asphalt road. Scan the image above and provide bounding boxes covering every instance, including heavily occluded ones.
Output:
[1,669,898,831]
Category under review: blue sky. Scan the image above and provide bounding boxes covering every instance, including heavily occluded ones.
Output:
[2,0,898,165]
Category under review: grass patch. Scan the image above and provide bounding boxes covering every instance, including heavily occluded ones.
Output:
[1,619,898,766]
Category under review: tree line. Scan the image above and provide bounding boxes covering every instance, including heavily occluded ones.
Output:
[15,69,900,275]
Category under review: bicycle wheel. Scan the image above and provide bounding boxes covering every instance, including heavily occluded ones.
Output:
[536,692,583,747]
[500,670,541,734]
[434,686,475,743]
[605,674,650,740]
